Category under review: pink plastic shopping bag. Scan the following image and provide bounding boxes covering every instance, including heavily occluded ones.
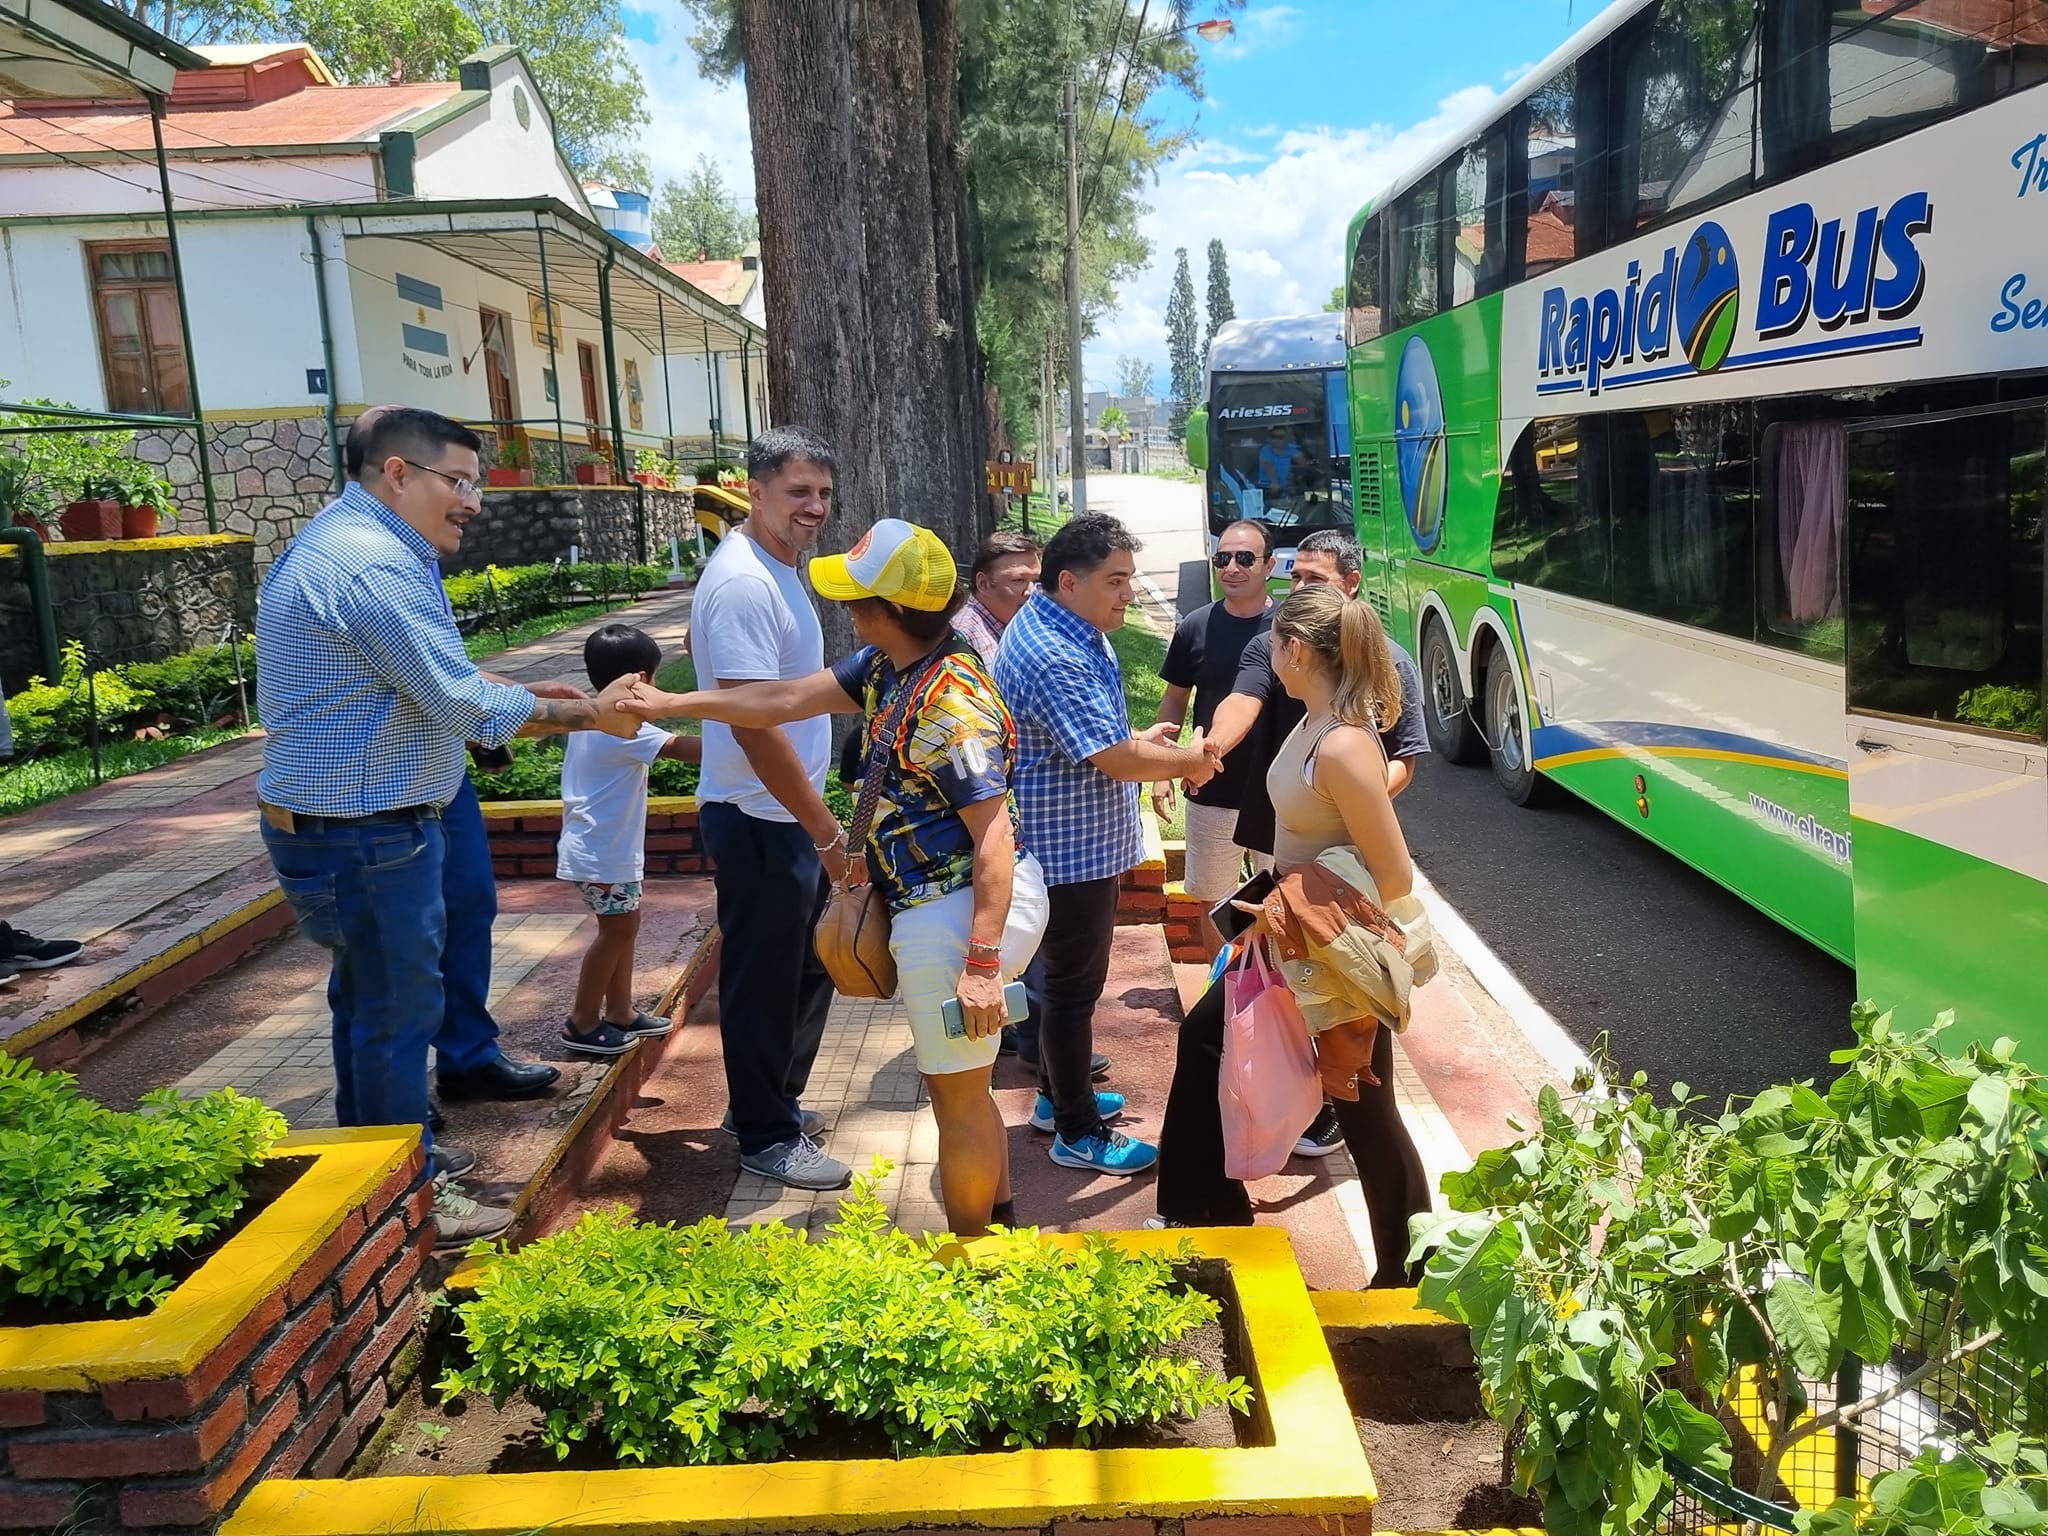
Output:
[1218,939,1323,1181]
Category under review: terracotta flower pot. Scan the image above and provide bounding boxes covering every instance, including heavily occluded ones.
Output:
[60,499,121,541]
[486,468,534,487]
[574,462,612,486]
[120,504,160,540]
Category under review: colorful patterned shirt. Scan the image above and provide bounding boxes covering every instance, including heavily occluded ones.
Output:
[993,589,1142,886]
[829,637,1019,911]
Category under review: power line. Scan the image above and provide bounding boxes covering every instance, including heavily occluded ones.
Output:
[1079,0,1151,225]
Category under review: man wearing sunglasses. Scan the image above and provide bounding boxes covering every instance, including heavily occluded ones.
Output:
[257,407,641,1251]
[1152,519,1277,955]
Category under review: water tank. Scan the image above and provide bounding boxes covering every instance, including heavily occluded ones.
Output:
[585,184,654,254]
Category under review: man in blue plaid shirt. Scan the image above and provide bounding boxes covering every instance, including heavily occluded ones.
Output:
[257,407,639,1248]
[995,513,1220,1176]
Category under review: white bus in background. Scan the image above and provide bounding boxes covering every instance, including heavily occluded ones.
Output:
[1182,314,1352,609]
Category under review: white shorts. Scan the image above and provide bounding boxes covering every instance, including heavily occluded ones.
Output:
[1183,800,1253,902]
[889,853,1049,1077]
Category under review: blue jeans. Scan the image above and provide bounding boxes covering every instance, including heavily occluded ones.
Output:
[433,777,503,1075]
[262,809,446,1144]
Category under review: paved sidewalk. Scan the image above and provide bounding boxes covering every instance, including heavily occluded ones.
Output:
[0,587,693,1058]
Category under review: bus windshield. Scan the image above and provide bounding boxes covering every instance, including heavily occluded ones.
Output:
[1206,372,1350,537]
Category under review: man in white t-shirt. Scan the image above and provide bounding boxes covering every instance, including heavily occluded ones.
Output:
[691,426,851,1192]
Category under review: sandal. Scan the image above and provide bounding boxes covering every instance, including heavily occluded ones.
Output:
[605,1009,675,1039]
[560,1019,634,1057]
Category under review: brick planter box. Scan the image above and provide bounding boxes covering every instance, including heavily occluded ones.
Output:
[0,1129,429,1531]
[223,1226,1375,1536]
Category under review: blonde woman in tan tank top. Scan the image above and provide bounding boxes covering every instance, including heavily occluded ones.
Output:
[1152,584,1432,1284]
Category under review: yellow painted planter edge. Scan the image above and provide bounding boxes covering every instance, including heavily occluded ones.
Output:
[476,796,699,818]
[0,1126,419,1391]
[225,1225,1376,1536]
[0,533,253,558]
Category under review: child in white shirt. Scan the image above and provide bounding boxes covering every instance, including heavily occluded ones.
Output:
[557,623,701,1056]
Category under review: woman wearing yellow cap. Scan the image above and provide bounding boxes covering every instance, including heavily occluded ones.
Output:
[622,518,1046,1237]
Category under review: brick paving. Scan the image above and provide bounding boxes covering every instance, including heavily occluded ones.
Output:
[0,587,692,1057]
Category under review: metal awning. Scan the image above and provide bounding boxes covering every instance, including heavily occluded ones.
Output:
[336,198,762,357]
[0,0,203,99]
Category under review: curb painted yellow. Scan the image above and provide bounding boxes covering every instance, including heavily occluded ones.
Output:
[226,1226,1376,1536]
[0,1127,418,1391]
[476,796,699,820]
[0,533,254,559]
[1311,1289,1450,1332]
[1,888,285,1057]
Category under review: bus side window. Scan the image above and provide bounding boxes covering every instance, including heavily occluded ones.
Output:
[1523,62,1579,278]
[1449,128,1510,305]
[1756,416,1846,662]
[1496,417,1611,604]
[1845,405,2046,739]
[1616,0,1757,233]
[1391,176,1440,331]
[1610,402,1756,639]
[1346,215,1382,349]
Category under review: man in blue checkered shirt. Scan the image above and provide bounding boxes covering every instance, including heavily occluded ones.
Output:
[995,513,1220,1177]
[256,407,639,1248]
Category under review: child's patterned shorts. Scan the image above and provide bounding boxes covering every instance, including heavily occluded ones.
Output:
[574,880,642,916]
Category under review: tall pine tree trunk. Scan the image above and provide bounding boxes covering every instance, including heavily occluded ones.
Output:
[740,0,987,661]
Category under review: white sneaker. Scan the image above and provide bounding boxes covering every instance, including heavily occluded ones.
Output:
[740,1133,852,1191]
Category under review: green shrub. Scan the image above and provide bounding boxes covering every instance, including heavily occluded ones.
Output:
[4,638,254,756]
[0,726,247,819]
[1957,684,2044,737]
[443,561,667,633]
[0,1056,286,1313]
[468,737,849,819]
[0,400,132,503]
[440,1164,1249,1466]
[1413,1006,2048,1536]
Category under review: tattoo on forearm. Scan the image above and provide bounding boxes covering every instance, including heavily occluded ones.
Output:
[527,697,596,728]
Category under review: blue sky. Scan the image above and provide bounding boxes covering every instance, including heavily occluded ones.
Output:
[617,0,1623,389]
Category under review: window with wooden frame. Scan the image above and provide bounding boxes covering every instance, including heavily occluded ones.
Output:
[87,241,191,415]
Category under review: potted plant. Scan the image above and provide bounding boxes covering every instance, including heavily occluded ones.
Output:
[575,452,614,486]
[60,472,123,541]
[0,449,51,539]
[487,438,534,487]
[112,460,175,539]
[631,448,675,490]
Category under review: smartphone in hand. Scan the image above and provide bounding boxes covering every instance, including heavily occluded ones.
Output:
[1209,868,1276,944]
[941,979,1030,1038]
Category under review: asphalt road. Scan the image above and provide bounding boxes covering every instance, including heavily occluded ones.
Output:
[1399,753,1859,1110]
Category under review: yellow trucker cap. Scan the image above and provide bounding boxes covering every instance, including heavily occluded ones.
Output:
[809,519,958,611]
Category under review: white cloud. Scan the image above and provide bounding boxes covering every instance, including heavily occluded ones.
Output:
[620,0,756,208]
[1083,83,1502,390]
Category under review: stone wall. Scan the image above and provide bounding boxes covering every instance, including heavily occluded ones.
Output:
[444,486,694,573]
[0,535,258,690]
[134,416,341,573]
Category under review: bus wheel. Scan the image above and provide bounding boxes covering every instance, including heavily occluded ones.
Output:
[1420,620,1485,765]
[1485,658,1551,806]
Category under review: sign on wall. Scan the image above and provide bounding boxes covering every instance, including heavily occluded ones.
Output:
[529,293,562,349]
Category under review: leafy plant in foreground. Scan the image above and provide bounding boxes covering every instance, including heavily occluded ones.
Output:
[440,1163,1251,1465]
[1411,1005,2048,1536]
[0,1056,286,1312]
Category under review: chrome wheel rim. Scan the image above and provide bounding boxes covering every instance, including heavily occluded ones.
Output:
[1494,672,1526,774]
[1428,642,1459,727]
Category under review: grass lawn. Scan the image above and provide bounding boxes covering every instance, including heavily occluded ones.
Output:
[465,599,651,662]
[0,725,251,819]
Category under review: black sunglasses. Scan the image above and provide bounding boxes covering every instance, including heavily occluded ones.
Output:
[1213,549,1262,569]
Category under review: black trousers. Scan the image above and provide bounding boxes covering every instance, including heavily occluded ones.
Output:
[700,802,835,1156]
[1020,875,1122,1142]
[1156,975,1431,1286]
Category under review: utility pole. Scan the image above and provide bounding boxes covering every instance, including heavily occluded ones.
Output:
[1063,71,1087,516]
[1040,343,1056,528]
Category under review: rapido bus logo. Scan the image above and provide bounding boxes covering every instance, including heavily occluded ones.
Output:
[1536,192,1933,397]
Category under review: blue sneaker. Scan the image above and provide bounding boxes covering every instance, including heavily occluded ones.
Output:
[1029,1090,1125,1133]
[1049,1130,1158,1176]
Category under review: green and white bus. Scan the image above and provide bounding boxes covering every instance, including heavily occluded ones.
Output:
[1185,314,1352,602]
[1342,0,2046,1059]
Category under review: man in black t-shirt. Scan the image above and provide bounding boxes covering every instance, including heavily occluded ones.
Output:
[1203,527,1429,1155]
[1152,520,1276,954]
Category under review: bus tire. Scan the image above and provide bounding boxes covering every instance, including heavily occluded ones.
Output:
[1485,657,1553,807]
[1420,619,1486,765]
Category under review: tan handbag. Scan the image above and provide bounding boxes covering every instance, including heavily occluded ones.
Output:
[813,649,950,998]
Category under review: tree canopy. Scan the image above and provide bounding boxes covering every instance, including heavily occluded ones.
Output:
[1165,246,1199,434]
[1117,354,1155,401]
[653,156,757,262]
[1203,237,1234,353]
